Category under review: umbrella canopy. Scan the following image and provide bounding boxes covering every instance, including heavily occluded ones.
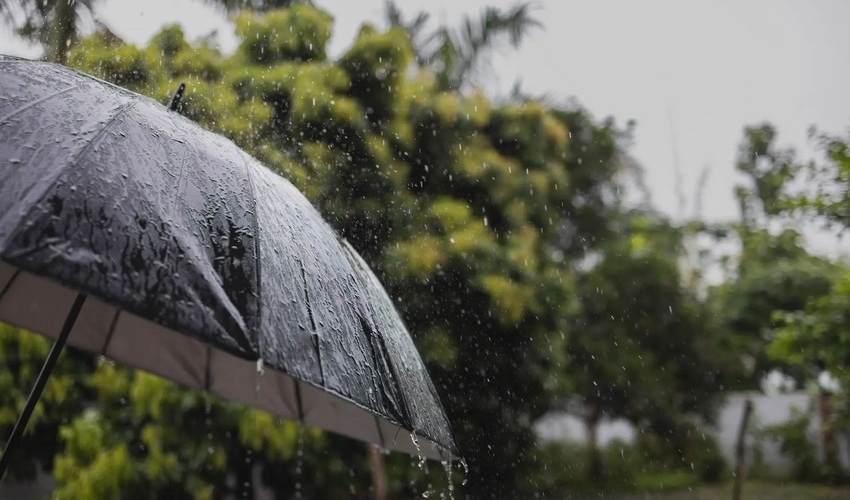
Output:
[0,55,457,467]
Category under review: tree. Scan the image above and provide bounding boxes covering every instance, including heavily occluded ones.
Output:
[0,0,307,64]
[0,324,96,480]
[0,5,636,499]
[785,126,850,230]
[567,211,737,481]
[710,124,839,390]
[769,127,850,475]
[0,0,99,63]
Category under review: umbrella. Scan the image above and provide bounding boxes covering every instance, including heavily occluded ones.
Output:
[0,55,458,478]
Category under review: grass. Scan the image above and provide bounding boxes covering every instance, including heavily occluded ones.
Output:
[556,481,850,500]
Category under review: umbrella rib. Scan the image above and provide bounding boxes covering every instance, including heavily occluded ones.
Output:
[294,379,305,422]
[99,307,122,356]
[0,84,79,125]
[204,346,212,391]
[239,152,262,359]
[0,267,21,302]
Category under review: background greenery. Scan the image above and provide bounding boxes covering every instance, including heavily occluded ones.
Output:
[1,1,849,499]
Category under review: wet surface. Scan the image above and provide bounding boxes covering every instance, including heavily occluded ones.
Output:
[0,55,457,456]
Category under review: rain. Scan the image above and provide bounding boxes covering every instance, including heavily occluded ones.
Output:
[1,1,850,500]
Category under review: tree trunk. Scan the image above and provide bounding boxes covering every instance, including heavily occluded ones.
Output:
[584,401,603,483]
[732,399,753,500]
[819,389,840,470]
[368,444,388,500]
[51,0,77,64]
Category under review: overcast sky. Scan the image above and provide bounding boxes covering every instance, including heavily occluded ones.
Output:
[2,0,847,256]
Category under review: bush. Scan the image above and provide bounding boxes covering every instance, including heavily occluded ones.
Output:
[633,423,727,483]
[523,441,593,496]
[761,405,850,485]
[683,429,727,483]
[522,436,710,497]
[634,470,700,493]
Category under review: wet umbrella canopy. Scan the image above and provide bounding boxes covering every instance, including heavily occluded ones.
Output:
[0,55,458,475]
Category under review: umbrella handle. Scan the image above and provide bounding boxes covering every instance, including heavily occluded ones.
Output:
[0,293,87,481]
[168,83,186,112]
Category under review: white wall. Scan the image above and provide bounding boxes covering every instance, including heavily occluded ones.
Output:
[533,390,847,473]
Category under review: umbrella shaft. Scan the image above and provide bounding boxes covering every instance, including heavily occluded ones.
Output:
[0,293,86,481]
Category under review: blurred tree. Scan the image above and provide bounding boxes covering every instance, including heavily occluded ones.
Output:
[1,4,634,499]
[567,211,738,481]
[771,266,850,476]
[784,126,850,229]
[0,0,100,63]
[710,124,838,389]
[770,128,850,454]
[0,324,96,480]
[0,0,306,64]
[201,0,311,14]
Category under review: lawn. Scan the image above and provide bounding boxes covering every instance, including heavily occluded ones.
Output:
[564,481,850,500]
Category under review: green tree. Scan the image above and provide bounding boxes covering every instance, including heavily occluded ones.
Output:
[770,127,850,441]
[707,124,838,389]
[0,324,96,480]
[0,0,306,64]
[567,211,737,481]
[202,0,310,13]
[1,5,634,499]
[785,126,850,229]
[0,0,98,63]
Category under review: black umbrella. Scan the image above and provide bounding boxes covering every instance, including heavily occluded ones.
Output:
[0,55,458,478]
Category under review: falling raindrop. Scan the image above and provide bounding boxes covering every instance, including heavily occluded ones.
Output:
[410,432,426,469]
[295,425,305,498]
[255,358,265,392]
[441,454,455,500]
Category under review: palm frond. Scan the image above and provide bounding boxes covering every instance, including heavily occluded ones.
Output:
[385,0,433,66]
[384,0,541,91]
[447,2,541,90]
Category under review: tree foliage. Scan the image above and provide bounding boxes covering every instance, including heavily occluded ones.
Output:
[0,4,634,499]
[708,124,839,389]
[5,2,847,498]
[770,128,850,409]
[0,0,101,63]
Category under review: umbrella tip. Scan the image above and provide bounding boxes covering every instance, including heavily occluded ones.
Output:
[168,82,186,112]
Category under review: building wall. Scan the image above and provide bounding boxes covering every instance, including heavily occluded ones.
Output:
[534,390,848,473]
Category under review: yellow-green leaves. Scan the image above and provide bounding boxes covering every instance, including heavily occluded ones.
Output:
[235,5,333,64]
[69,38,154,91]
[480,274,534,325]
[339,25,414,121]
[54,410,132,500]
[416,326,458,369]
[237,411,318,462]
[389,235,445,279]
[130,372,170,420]
[88,359,131,403]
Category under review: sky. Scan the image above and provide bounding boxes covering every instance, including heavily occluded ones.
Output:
[2,0,848,256]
